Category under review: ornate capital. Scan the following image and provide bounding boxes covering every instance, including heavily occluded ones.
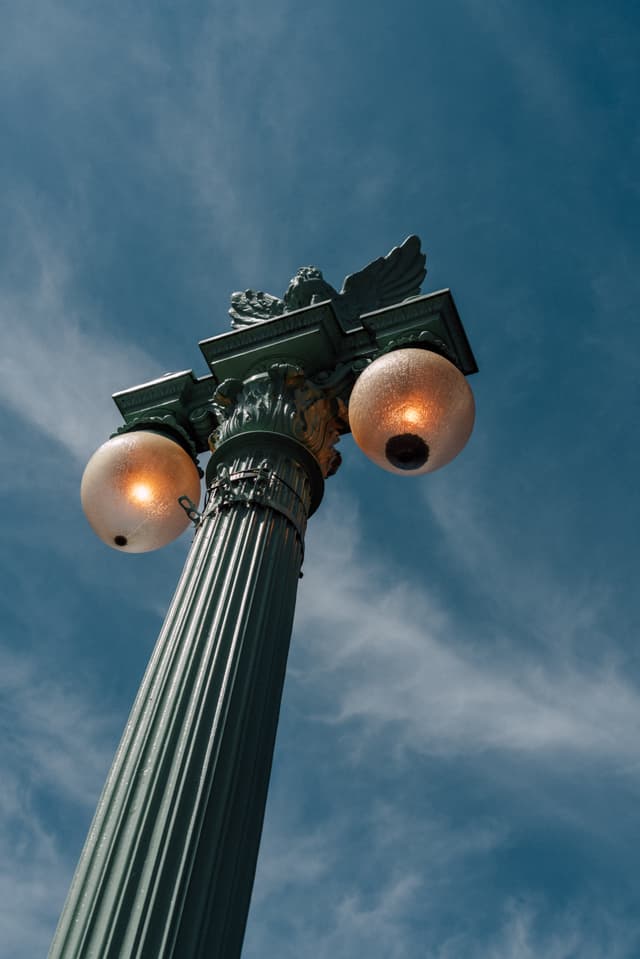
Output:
[209,363,347,479]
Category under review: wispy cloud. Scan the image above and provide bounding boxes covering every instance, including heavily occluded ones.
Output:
[0,646,116,807]
[250,757,640,958]
[246,784,507,959]
[294,496,640,767]
[457,0,578,133]
[0,200,161,463]
[471,899,640,959]
[249,776,639,958]
[0,798,66,959]
[140,0,346,283]
[0,645,119,959]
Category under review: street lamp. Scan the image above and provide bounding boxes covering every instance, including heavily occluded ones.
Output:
[49,236,477,959]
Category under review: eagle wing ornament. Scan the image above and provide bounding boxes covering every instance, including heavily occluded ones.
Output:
[229,235,427,329]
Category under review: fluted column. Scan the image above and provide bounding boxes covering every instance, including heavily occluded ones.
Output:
[49,364,345,959]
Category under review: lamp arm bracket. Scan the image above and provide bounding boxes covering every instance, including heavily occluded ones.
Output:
[178,495,203,527]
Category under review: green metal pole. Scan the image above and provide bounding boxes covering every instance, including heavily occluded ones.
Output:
[49,365,343,959]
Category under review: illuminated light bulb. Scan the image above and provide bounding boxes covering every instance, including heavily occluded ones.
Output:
[401,406,421,426]
[81,431,202,552]
[128,481,154,505]
[348,348,475,475]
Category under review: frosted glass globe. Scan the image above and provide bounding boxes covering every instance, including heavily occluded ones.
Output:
[348,348,475,475]
[81,431,201,552]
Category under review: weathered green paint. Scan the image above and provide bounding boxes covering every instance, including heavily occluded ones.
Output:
[51,239,478,958]
[112,289,477,455]
[50,368,341,959]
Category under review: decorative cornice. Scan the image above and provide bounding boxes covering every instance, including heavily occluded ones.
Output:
[377,329,455,362]
[113,371,199,411]
[202,302,339,355]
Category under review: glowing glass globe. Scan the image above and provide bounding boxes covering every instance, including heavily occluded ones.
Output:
[81,430,201,552]
[348,348,475,475]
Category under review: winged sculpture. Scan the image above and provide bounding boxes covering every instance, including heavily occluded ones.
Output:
[229,235,427,330]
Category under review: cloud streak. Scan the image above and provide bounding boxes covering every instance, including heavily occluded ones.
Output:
[0,645,119,959]
[246,784,507,959]
[0,200,161,463]
[294,497,640,767]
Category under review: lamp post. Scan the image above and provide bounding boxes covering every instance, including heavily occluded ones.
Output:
[49,237,477,959]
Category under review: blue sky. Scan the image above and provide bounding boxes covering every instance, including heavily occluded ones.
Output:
[2,1,640,956]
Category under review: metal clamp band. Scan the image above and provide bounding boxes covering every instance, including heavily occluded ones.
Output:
[204,465,308,545]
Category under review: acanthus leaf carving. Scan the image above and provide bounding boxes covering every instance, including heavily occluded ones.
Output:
[208,363,345,479]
